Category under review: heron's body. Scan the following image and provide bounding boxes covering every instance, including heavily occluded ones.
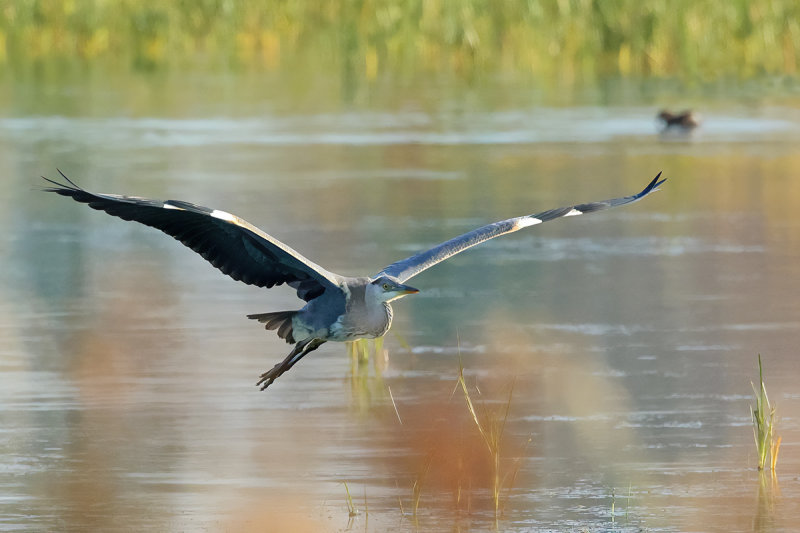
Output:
[257,277,394,344]
[44,171,665,390]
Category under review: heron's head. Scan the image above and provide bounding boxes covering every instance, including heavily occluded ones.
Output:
[369,276,419,303]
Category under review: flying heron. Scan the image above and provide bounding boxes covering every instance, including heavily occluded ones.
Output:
[44,171,665,390]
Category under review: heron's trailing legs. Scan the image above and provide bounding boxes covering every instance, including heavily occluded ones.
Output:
[257,338,327,390]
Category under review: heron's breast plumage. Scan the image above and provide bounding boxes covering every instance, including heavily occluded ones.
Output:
[326,280,393,341]
[329,304,392,340]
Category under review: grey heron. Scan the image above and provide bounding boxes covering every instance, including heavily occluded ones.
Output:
[44,171,665,390]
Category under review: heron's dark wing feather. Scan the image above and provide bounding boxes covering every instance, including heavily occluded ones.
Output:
[379,172,666,282]
[43,172,341,301]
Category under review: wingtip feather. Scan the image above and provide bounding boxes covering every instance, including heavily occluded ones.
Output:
[638,171,666,198]
[56,169,83,190]
[41,170,83,193]
[653,170,666,187]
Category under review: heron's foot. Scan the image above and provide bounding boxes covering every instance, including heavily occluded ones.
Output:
[256,364,283,391]
[256,338,327,391]
[256,338,326,391]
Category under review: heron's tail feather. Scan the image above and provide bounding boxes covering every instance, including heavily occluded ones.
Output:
[247,311,297,344]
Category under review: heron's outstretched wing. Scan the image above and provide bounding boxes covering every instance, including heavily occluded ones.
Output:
[43,171,341,301]
[379,172,666,283]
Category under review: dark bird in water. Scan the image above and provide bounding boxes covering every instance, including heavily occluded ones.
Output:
[44,171,666,390]
[657,109,700,132]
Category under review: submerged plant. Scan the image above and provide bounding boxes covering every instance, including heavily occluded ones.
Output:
[751,354,780,471]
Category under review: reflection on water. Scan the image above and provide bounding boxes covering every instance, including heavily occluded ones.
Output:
[2,79,800,532]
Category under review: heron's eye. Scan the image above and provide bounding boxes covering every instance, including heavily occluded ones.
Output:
[382,283,390,291]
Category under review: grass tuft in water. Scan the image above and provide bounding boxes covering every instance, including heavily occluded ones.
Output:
[626,481,632,520]
[346,337,387,367]
[347,338,390,410]
[346,338,371,364]
[751,354,780,472]
[396,344,526,519]
[342,481,359,517]
[411,455,433,519]
[457,357,515,517]
[611,488,616,524]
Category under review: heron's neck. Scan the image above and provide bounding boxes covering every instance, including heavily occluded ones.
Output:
[378,302,393,337]
[354,289,393,337]
[367,297,392,320]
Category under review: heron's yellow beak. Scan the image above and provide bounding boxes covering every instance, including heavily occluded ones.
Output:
[399,284,419,295]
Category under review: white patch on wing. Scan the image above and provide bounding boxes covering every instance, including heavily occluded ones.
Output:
[163,203,183,210]
[564,208,583,217]
[329,315,346,337]
[514,216,543,230]
[339,282,351,300]
[210,209,237,222]
[291,315,313,342]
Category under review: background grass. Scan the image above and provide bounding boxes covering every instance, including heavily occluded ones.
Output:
[2,0,798,85]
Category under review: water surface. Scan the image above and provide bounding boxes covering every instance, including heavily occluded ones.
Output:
[2,78,800,532]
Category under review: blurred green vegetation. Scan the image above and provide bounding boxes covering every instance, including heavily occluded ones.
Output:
[1,0,798,84]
